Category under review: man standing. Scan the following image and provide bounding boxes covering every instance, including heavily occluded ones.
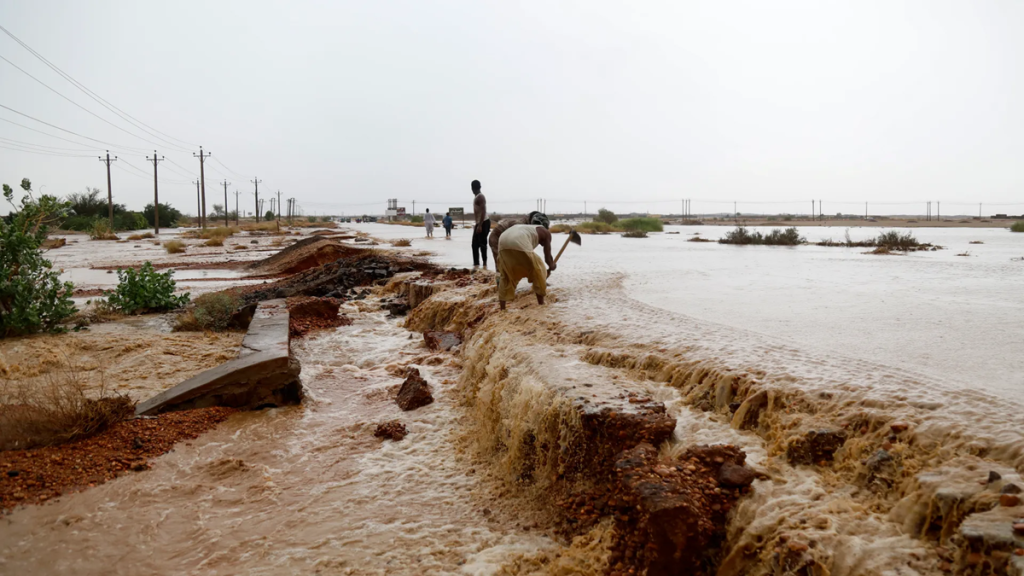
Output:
[497,221,555,311]
[424,208,435,238]
[471,180,490,267]
[443,212,453,239]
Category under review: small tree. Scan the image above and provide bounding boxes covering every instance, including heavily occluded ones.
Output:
[265,210,276,221]
[104,262,189,314]
[143,203,183,228]
[596,208,618,225]
[1,178,76,337]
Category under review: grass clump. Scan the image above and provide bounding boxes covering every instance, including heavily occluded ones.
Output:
[618,217,663,232]
[391,238,413,247]
[174,291,242,332]
[88,220,118,240]
[1011,221,1024,233]
[126,232,155,241]
[103,262,189,314]
[0,363,135,450]
[577,221,616,233]
[164,240,186,254]
[204,237,224,247]
[622,230,648,238]
[720,226,805,245]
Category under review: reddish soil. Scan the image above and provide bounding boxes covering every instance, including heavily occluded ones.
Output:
[287,296,351,337]
[0,407,235,513]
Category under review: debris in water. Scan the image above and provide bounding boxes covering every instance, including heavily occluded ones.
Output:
[373,420,408,442]
[423,331,462,351]
[396,368,434,411]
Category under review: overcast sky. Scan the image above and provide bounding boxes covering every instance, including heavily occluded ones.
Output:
[1,0,1022,217]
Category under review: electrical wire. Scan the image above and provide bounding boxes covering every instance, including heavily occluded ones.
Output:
[0,103,153,153]
[0,24,198,150]
[0,53,192,153]
[0,142,95,157]
[0,135,97,153]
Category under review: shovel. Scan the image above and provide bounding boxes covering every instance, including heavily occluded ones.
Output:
[548,228,582,276]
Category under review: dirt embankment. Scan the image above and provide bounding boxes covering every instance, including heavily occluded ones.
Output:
[246,236,363,275]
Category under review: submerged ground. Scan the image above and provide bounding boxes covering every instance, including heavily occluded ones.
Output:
[1,222,1021,575]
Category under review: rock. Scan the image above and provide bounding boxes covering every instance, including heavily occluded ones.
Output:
[786,429,847,466]
[386,298,411,317]
[6,470,19,477]
[989,471,1003,483]
[787,541,809,553]
[1003,483,1022,495]
[250,239,258,244]
[229,302,258,330]
[374,420,408,441]
[424,331,462,351]
[407,281,439,309]
[890,422,910,433]
[396,368,434,411]
[865,449,893,472]
[719,461,757,487]
[1000,494,1021,507]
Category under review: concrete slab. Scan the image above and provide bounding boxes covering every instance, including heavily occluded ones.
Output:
[136,298,302,415]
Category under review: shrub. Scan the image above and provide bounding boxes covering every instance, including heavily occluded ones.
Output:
[266,211,276,221]
[596,208,618,225]
[720,226,804,245]
[622,230,648,238]
[391,238,413,247]
[1011,221,1024,233]
[720,226,758,245]
[0,363,135,450]
[174,291,241,332]
[113,212,147,231]
[103,262,189,314]
[618,217,664,232]
[320,216,332,223]
[307,215,316,223]
[164,240,186,254]
[143,202,183,228]
[874,231,920,250]
[127,232,155,241]
[61,214,100,231]
[65,188,109,218]
[1,179,76,337]
[205,237,224,247]
[410,215,424,223]
[577,221,615,233]
[89,219,118,240]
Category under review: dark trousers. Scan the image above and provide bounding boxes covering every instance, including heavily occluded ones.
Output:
[472,219,491,266]
[444,226,452,237]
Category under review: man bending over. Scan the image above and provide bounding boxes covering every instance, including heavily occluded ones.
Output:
[497,221,555,311]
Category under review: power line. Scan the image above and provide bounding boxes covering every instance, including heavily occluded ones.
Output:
[0,142,94,157]
[0,24,198,150]
[0,135,96,153]
[0,103,152,152]
[0,53,191,153]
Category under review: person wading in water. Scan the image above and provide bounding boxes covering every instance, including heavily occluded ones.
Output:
[471,180,490,268]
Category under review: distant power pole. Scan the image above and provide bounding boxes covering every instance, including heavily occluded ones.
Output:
[98,150,117,229]
[193,180,201,223]
[251,178,262,222]
[193,146,211,228]
[276,190,281,226]
[147,151,164,233]
[233,190,240,225]
[221,180,231,227]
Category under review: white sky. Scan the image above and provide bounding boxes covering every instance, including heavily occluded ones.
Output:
[1,0,1022,217]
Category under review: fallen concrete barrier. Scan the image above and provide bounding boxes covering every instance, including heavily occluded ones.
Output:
[136,299,302,416]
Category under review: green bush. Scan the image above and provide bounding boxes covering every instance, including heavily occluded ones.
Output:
[143,203,183,228]
[618,217,664,232]
[410,215,424,223]
[89,219,118,240]
[113,211,147,231]
[266,211,276,221]
[577,221,615,233]
[1,178,76,337]
[596,208,618,225]
[61,215,100,231]
[1011,221,1024,233]
[306,215,316,223]
[103,262,189,314]
[720,226,805,245]
[874,231,920,250]
[622,230,648,238]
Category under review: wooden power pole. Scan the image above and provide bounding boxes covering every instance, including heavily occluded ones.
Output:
[221,180,231,227]
[98,150,117,229]
[193,180,200,224]
[251,178,262,222]
[193,146,211,228]
[147,151,164,234]
[233,190,240,225]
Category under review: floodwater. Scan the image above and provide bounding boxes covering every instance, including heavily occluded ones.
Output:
[4,221,1021,574]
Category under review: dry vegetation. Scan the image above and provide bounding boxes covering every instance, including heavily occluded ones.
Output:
[163,240,186,254]
[126,232,155,241]
[204,237,224,247]
[390,238,413,247]
[1,361,135,451]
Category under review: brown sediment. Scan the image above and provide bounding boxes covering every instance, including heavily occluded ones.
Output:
[246,236,363,275]
[286,296,350,337]
[0,407,234,512]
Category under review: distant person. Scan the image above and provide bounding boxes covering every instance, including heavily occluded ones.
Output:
[489,211,548,271]
[471,180,490,267]
[443,212,453,238]
[497,221,555,311]
[424,208,435,238]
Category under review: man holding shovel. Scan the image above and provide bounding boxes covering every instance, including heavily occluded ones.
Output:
[497,220,555,310]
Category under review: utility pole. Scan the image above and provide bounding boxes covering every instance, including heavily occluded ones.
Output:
[98,150,117,229]
[193,147,211,228]
[865,201,868,220]
[221,180,231,227]
[233,190,240,225]
[251,178,262,222]
[193,180,201,225]
[276,190,282,228]
[937,202,940,221]
[146,151,164,234]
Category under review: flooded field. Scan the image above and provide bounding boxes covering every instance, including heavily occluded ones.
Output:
[3,222,1022,574]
